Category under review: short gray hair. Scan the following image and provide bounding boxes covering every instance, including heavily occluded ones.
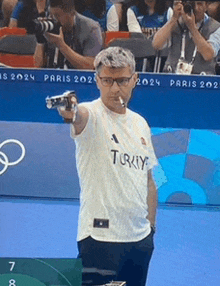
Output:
[94,47,136,74]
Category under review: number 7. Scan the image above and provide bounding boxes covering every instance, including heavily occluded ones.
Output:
[9,262,15,271]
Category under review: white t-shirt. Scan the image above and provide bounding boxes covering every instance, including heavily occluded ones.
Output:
[71,98,158,242]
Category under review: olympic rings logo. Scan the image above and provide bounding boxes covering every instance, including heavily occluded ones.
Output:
[0,139,26,175]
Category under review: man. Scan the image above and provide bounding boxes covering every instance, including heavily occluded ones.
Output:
[34,0,103,69]
[152,1,220,75]
[58,46,158,286]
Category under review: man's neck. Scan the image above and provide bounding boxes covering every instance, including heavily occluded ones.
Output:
[195,13,208,25]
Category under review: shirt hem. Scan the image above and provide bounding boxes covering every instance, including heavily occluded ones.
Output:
[77,228,151,243]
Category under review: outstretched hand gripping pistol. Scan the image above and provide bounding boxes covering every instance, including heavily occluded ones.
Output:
[46,91,77,123]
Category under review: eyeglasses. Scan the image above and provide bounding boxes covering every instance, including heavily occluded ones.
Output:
[98,75,134,87]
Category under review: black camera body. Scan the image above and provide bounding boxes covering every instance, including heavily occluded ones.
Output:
[182,1,195,15]
[33,18,61,35]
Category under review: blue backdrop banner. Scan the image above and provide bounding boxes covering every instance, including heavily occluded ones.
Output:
[0,68,220,206]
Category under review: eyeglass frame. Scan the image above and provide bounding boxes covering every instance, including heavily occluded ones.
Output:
[97,74,135,87]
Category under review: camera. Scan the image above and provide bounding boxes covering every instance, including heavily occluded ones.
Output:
[31,18,61,35]
[182,1,195,15]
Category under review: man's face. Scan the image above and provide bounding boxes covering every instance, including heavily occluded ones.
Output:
[96,66,137,114]
[192,1,208,22]
[50,7,74,32]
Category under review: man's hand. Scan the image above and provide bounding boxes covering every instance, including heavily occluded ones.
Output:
[173,1,184,20]
[181,10,196,31]
[58,98,89,135]
[45,27,65,48]
[173,1,196,31]
[58,96,78,122]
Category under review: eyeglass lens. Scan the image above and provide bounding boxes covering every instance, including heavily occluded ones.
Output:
[100,76,132,87]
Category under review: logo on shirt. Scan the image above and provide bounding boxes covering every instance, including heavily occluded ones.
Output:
[111,134,119,144]
[142,27,160,39]
[111,149,149,171]
[141,137,147,146]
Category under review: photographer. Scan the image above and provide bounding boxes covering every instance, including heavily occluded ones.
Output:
[34,0,103,69]
[152,1,220,75]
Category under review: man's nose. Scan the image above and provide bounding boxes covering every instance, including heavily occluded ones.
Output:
[110,80,120,92]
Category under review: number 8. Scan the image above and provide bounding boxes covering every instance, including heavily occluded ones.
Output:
[9,279,16,286]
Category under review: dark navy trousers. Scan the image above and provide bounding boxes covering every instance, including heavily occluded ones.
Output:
[78,229,155,286]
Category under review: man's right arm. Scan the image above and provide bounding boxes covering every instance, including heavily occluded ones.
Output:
[152,17,177,50]
[58,101,89,136]
[152,1,183,50]
[34,43,46,68]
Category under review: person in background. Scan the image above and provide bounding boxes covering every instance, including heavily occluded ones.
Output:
[57,46,158,286]
[74,0,110,32]
[130,0,171,38]
[207,1,220,74]
[207,1,220,22]
[34,0,103,69]
[131,0,172,71]
[8,0,47,29]
[107,0,172,33]
[1,0,17,26]
[107,0,171,71]
[107,0,141,32]
[152,1,220,75]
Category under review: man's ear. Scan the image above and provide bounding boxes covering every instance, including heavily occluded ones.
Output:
[96,74,101,90]
[133,73,139,88]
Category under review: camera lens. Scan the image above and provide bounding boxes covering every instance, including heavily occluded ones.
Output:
[33,18,60,35]
[40,20,55,33]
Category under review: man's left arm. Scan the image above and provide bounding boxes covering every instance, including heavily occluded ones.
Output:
[190,27,215,61]
[147,169,157,230]
[183,13,215,61]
